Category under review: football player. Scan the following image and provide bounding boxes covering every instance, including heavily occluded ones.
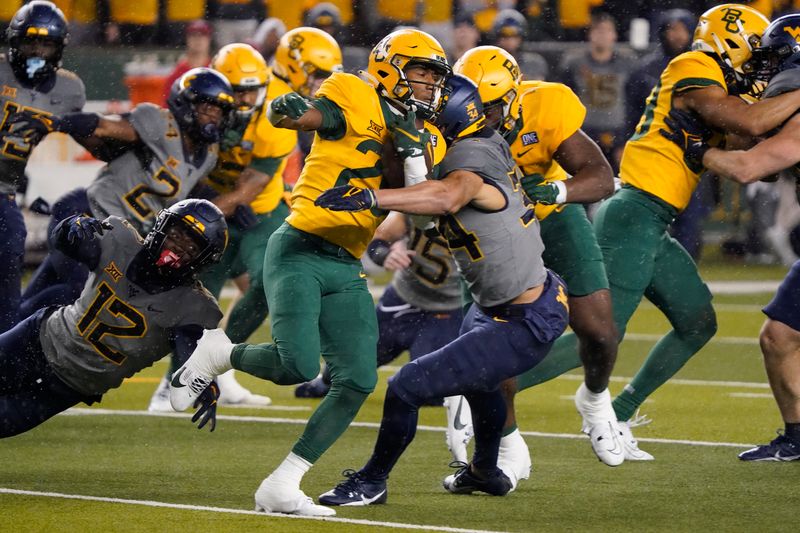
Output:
[0,199,227,438]
[315,74,568,505]
[14,68,233,322]
[574,3,800,458]
[169,29,451,516]
[0,1,85,333]
[660,14,800,461]
[453,45,623,477]
[148,43,297,411]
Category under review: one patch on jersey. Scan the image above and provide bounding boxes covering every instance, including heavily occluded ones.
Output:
[1,85,16,98]
[104,261,123,282]
[430,134,438,147]
[367,120,384,137]
[521,132,539,146]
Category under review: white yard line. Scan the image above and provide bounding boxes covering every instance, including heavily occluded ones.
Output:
[61,408,756,449]
[0,488,504,533]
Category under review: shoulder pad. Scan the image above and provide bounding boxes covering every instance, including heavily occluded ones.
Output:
[764,69,800,99]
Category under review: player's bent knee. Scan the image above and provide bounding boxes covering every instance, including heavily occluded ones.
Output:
[332,369,378,395]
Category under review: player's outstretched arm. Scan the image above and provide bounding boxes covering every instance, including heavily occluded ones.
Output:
[50,215,111,270]
[267,93,323,131]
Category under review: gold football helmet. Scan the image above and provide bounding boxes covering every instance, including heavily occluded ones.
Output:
[272,27,343,97]
[365,29,451,119]
[211,43,270,112]
[453,46,521,133]
[693,4,769,78]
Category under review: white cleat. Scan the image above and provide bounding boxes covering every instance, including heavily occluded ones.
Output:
[497,429,532,492]
[619,411,654,461]
[169,328,234,411]
[147,377,175,413]
[575,383,625,466]
[444,395,474,463]
[216,369,272,407]
[254,477,336,517]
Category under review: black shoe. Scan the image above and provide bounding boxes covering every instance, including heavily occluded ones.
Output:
[738,431,800,461]
[294,375,331,398]
[318,469,388,506]
[442,461,513,496]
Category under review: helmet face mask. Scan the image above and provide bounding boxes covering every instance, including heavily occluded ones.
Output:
[144,199,228,282]
[272,27,343,97]
[453,46,521,133]
[168,68,236,144]
[745,14,800,83]
[435,74,486,145]
[366,29,451,119]
[7,1,68,85]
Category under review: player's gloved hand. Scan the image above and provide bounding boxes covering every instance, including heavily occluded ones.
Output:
[315,185,377,211]
[191,380,219,432]
[8,110,59,144]
[219,127,243,151]
[28,197,52,216]
[268,93,310,125]
[67,216,113,243]
[521,174,566,205]
[659,109,712,173]
[231,204,258,230]
[391,110,431,161]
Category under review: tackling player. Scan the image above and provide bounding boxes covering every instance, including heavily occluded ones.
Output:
[170,29,451,516]
[660,15,800,461]
[0,1,85,333]
[14,68,233,321]
[453,46,624,474]
[0,200,226,438]
[315,74,569,505]
[576,3,800,457]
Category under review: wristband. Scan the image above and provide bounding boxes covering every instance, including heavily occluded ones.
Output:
[553,180,568,204]
[403,155,428,186]
[367,238,391,266]
[58,112,100,138]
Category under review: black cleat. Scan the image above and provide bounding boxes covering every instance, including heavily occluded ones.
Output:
[442,462,513,496]
[319,469,388,506]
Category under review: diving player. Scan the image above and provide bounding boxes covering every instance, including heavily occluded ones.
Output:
[659,14,800,461]
[564,3,800,458]
[0,1,85,333]
[315,74,569,506]
[0,199,227,438]
[14,68,233,320]
[453,46,623,474]
[170,29,451,517]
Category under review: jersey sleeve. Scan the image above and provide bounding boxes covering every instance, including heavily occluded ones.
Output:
[670,52,727,96]
[438,137,507,183]
[316,73,383,141]
[128,103,169,147]
[550,84,586,144]
[764,69,800,98]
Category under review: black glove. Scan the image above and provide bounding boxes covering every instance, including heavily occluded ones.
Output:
[28,197,51,215]
[66,216,113,243]
[191,380,219,432]
[231,204,259,230]
[8,110,59,144]
[315,185,377,211]
[659,109,712,173]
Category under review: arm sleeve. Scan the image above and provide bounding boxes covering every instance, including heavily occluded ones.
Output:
[312,96,347,140]
[51,215,102,270]
[170,324,204,368]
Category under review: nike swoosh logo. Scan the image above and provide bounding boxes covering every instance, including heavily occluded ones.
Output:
[453,397,467,430]
[394,127,421,143]
[516,147,535,158]
[360,489,386,505]
[775,451,800,461]
[170,368,187,389]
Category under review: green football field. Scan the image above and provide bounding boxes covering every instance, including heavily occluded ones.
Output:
[2,262,798,532]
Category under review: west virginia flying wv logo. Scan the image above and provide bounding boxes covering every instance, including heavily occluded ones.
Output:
[784,26,800,42]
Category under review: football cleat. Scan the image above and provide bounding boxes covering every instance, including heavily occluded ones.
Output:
[147,377,175,413]
[216,369,272,407]
[738,431,800,462]
[318,469,388,506]
[169,328,234,411]
[294,374,331,398]
[619,411,654,461]
[497,429,532,491]
[574,383,625,466]
[255,476,335,516]
[444,395,474,463]
[442,462,513,496]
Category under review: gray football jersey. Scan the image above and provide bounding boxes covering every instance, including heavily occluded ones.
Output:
[393,222,461,311]
[86,103,219,235]
[0,55,85,193]
[40,216,222,396]
[437,130,547,307]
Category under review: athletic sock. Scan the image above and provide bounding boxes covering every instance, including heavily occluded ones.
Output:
[268,452,312,487]
[785,422,800,442]
[467,390,506,472]
[361,386,419,480]
[502,423,518,437]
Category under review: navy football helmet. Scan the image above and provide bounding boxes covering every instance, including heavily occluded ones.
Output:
[6,1,68,85]
[144,199,228,280]
[435,74,486,145]
[746,14,800,81]
[167,68,236,144]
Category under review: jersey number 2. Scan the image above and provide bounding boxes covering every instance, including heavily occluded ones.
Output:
[76,281,147,365]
